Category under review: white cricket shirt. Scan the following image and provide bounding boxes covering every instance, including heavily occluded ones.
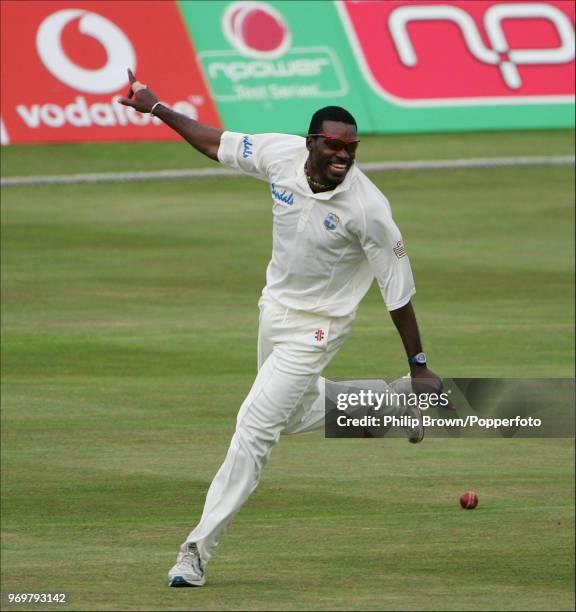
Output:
[218,132,416,317]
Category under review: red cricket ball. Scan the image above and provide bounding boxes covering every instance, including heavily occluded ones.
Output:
[459,491,479,509]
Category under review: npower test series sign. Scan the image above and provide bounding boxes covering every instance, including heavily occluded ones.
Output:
[176,0,362,133]
[197,2,348,102]
[0,0,221,144]
[179,0,574,134]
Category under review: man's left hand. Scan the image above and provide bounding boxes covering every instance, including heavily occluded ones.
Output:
[410,366,443,395]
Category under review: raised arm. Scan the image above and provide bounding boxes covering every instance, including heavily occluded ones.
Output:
[118,69,223,161]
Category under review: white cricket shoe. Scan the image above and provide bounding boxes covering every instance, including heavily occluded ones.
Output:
[168,542,206,587]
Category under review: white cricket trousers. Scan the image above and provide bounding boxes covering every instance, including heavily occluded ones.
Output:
[185,291,355,563]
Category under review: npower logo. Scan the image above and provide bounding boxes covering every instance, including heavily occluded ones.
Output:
[197,0,348,102]
[339,0,575,105]
[222,1,291,59]
[390,3,574,90]
[36,9,136,94]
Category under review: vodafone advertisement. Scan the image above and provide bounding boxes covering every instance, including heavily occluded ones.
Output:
[1,0,574,143]
[0,1,221,144]
[338,0,575,105]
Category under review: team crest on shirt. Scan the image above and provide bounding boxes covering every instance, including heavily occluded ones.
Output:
[324,212,340,230]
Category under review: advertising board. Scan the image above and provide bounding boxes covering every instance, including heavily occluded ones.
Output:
[177,0,372,133]
[338,0,575,132]
[0,0,220,144]
[1,0,573,143]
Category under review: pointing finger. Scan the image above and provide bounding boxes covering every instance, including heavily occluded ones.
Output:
[126,68,135,97]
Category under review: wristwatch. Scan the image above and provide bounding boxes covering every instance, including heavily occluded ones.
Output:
[408,352,427,367]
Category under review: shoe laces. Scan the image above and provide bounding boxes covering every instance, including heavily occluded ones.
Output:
[178,543,203,574]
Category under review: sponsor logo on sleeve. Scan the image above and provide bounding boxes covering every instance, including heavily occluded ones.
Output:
[271,183,295,205]
[241,135,254,158]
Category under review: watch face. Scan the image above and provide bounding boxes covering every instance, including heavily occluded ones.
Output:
[415,352,427,364]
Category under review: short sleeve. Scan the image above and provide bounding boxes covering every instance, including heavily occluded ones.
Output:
[217,131,285,182]
[359,200,416,311]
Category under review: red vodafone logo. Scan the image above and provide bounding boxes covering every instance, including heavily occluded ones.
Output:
[0,0,221,144]
[339,0,575,104]
[222,1,291,58]
[36,9,136,94]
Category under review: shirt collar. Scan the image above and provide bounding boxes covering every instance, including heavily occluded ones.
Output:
[295,151,356,200]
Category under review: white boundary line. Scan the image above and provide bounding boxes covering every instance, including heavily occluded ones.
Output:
[1,156,573,187]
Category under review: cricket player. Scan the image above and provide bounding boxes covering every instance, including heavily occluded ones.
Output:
[119,70,443,587]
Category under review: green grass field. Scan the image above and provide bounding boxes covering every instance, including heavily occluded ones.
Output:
[1,131,575,611]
